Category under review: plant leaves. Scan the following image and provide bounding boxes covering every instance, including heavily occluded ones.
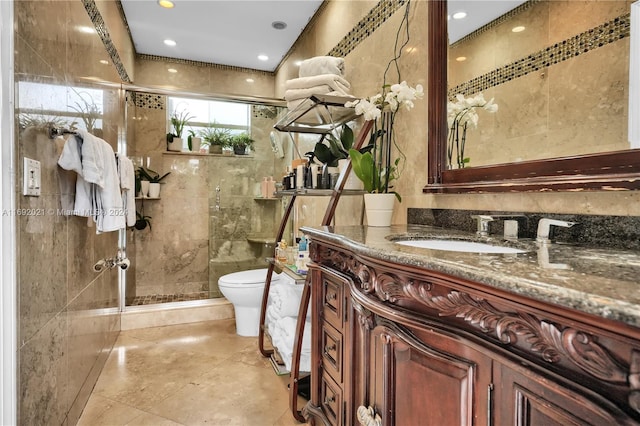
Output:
[341,124,354,151]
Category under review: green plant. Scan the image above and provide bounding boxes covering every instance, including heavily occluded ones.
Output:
[199,123,231,147]
[68,90,101,133]
[166,108,194,143]
[134,211,152,231]
[19,112,74,132]
[312,123,372,167]
[136,166,171,183]
[349,147,402,202]
[230,132,255,149]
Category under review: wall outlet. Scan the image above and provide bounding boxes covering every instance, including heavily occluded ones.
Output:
[23,157,41,196]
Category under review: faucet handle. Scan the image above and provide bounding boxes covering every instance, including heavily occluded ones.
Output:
[536,218,577,244]
[471,215,495,237]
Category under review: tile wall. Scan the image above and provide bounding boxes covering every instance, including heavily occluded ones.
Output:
[14,1,126,424]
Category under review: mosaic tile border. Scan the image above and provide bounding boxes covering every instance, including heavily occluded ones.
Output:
[328,0,408,58]
[81,0,132,83]
[128,92,165,110]
[449,13,631,99]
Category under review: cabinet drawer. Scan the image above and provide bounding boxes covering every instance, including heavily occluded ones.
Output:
[321,322,343,384]
[322,274,344,330]
[320,371,343,426]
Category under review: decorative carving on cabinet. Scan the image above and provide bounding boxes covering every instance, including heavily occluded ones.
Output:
[352,299,375,331]
[316,245,640,413]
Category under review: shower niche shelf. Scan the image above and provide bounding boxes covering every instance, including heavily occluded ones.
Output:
[259,107,373,422]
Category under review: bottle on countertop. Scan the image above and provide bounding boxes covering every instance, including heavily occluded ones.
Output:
[276,240,288,263]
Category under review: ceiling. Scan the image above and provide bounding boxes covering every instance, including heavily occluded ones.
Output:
[120,0,324,72]
[120,0,527,72]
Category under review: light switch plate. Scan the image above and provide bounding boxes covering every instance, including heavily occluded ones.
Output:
[23,157,41,196]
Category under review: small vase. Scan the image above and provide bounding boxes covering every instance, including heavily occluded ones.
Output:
[363,193,396,227]
[140,180,150,198]
[148,182,161,198]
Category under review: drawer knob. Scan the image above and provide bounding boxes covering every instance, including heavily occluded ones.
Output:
[324,395,335,405]
[326,292,337,301]
[324,343,337,354]
[356,405,381,426]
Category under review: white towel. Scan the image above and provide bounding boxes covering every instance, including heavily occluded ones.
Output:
[92,137,125,233]
[299,56,345,78]
[118,155,136,227]
[271,317,311,372]
[58,130,126,233]
[285,74,351,91]
[284,84,350,102]
[57,133,93,216]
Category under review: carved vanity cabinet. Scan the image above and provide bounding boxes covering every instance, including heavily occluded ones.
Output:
[302,236,640,426]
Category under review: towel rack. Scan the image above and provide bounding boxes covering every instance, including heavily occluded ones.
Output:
[48,125,77,139]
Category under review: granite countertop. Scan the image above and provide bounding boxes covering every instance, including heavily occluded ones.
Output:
[300,224,640,329]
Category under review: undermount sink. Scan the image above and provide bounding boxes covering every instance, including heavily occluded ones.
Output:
[394,239,527,254]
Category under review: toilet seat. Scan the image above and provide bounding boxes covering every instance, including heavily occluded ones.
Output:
[218,268,280,288]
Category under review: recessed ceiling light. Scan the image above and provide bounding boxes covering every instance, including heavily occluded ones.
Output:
[78,26,95,34]
[158,0,174,8]
[272,21,287,30]
[246,78,255,83]
[168,68,177,73]
[164,39,177,47]
[456,56,467,62]
[258,54,269,61]
[512,26,526,33]
[452,12,467,20]
[99,60,109,65]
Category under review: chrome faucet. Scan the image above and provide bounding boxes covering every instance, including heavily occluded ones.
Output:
[536,218,576,244]
[471,215,494,237]
[471,214,526,238]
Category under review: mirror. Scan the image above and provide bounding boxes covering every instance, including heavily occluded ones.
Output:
[425,0,640,193]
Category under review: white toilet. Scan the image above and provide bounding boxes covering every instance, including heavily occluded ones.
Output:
[218,268,281,336]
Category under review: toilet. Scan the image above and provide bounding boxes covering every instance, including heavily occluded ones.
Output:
[218,268,281,336]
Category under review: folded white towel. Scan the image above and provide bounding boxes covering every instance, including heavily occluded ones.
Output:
[287,91,356,116]
[285,74,351,91]
[285,84,350,102]
[299,56,345,78]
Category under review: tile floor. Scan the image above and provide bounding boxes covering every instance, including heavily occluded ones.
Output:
[78,319,308,425]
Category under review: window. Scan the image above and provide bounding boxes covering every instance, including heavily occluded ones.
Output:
[167,97,250,149]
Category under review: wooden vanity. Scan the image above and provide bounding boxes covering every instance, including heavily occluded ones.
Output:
[301,225,640,426]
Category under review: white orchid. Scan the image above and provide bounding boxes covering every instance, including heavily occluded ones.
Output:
[446,92,499,169]
[344,81,424,200]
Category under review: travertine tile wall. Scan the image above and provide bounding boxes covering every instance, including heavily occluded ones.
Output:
[14,1,124,424]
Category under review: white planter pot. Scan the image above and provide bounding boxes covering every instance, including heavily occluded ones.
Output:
[338,159,364,190]
[148,182,161,198]
[363,193,396,227]
[140,180,150,198]
[167,136,182,152]
[190,137,201,152]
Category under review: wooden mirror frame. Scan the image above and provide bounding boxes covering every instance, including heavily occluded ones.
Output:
[424,0,640,193]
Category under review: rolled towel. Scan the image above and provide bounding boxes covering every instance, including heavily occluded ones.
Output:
[285,74,351,91]
[299,56,345,78]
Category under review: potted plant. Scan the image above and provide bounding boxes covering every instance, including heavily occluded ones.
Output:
[187,129,202,153]
[134,211,152,231]
[312,123,372,189]
[199,123,231,154]
[136,166,170,198]
[230,132,254,155]
[166,108,194,152]
[346,81,423,226]
[68,89,101,135]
